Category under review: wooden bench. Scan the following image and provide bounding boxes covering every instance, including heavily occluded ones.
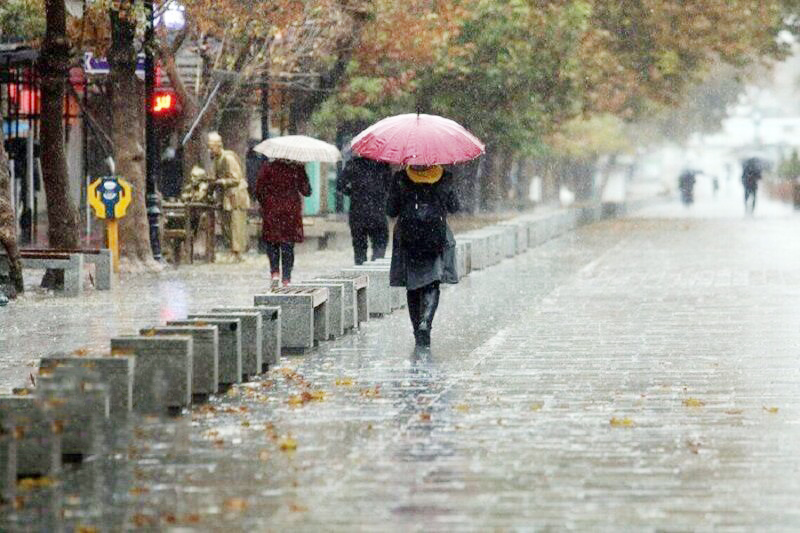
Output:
[17,251,84,296]
[22,248,113,290]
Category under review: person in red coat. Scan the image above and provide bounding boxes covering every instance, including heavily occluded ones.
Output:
[254,159,312,286]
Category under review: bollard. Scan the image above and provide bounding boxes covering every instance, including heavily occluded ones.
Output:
[254,287,329,354]
[190,312,261,380]
[139,326,219,399]
[291,281,347,339]
[315,274,369,329]
[213,306,281,372]
[166,319,241,388]
[109,335,193,413]
[341,267,391,317]
[36,365,109,462]
[0,395,62,478]
[40,353,135,417]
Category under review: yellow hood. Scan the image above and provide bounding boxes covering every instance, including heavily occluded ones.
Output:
[406,165,443,184]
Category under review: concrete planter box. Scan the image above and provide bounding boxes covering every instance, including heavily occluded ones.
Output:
[314,275,369,330]
[213,306,281,371]
[291,282,346,339]
[254,287,329,353]
[140,326,219,396]
[0,396,62,478]
[341,267,391,317]
[36,366,109,459]
[110,335,193,412]
[40,354,135,417]
[190,312,261,380]
[167,319,241,387]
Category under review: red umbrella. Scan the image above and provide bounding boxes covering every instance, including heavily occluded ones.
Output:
[350,113,485,166]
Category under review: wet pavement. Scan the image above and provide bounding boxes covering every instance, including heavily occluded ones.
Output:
[2,194,800,530]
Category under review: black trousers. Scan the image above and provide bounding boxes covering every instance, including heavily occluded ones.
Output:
[351,220,388,265]
[263,241,295,281]
[744,186,757,213]
[406,282,440,347]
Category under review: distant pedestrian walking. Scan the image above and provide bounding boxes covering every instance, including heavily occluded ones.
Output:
[388,165,459,350]
[338,157,391,265]
[254,159,312,286]
[678,170,696,206]
[742,158,763,214]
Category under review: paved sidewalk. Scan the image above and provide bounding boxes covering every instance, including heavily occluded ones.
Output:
[3,196,800,530]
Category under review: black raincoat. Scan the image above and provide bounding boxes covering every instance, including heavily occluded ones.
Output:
[338,157,391,227]
[387,169,459,290]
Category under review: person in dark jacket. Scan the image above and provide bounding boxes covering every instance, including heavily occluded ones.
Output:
[387,164,459,349]
[741,158,762,214]
[338,157,391,264]
[254,159,312,286]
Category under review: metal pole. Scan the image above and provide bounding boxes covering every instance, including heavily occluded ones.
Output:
[260,56,270,140]
[26,129,34,242]
[144,0,162,260]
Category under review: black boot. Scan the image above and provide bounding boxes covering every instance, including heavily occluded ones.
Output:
[406,289,422,344]
[416,283,440,348]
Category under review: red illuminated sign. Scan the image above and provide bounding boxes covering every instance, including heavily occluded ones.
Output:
[153,92,174,112]
[151,89,180,116]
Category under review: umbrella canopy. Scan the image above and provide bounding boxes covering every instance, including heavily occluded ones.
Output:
[351,113,485,165]
[252,135,341,163]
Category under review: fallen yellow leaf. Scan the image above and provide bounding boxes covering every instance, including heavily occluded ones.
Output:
[610,417,635,428]
[763,406,779,414]
[455,404,470,412]
[279,436,298,452]
[682,398,705,408]
[530,403,543,412]
[223,498,248,512]
[335,377,354,386]
[17,476,56,491]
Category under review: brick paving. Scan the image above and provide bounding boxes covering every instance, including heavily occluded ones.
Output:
[2,196,800,530]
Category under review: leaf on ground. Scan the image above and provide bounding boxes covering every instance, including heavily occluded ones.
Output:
[258,449,270,461]
[129,486,149,496]
[110,348,134,356]
[530,402,543,412]
[76,526,99,533]
[335,377,354,386]
[682,398,705,408]
[419,412,431,421]
[132,514,156,527]
[725,409,744,415]
[73,348,89,356]
[289,502,308,512]
[279,436,298,452]
[687,440,701,454]
[360,386,381,398]
[455,404,470,412]
[610,417,635,428]
[17,477,56,491]
[223,498,248,512]
[763,406,779,414]
[141,329,156,337]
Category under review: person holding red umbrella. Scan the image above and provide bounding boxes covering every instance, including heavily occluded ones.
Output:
[387,164,460,349]
[351,112,485,349]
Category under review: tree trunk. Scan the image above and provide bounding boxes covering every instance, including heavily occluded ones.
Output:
[0,129,24,298]
[39,0,81,288]
[109,2,152,264]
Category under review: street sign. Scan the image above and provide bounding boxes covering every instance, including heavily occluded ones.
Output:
[84,52,145,77]
[88,176,132,219]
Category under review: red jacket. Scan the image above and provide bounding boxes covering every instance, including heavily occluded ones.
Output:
[254,161,312,243]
